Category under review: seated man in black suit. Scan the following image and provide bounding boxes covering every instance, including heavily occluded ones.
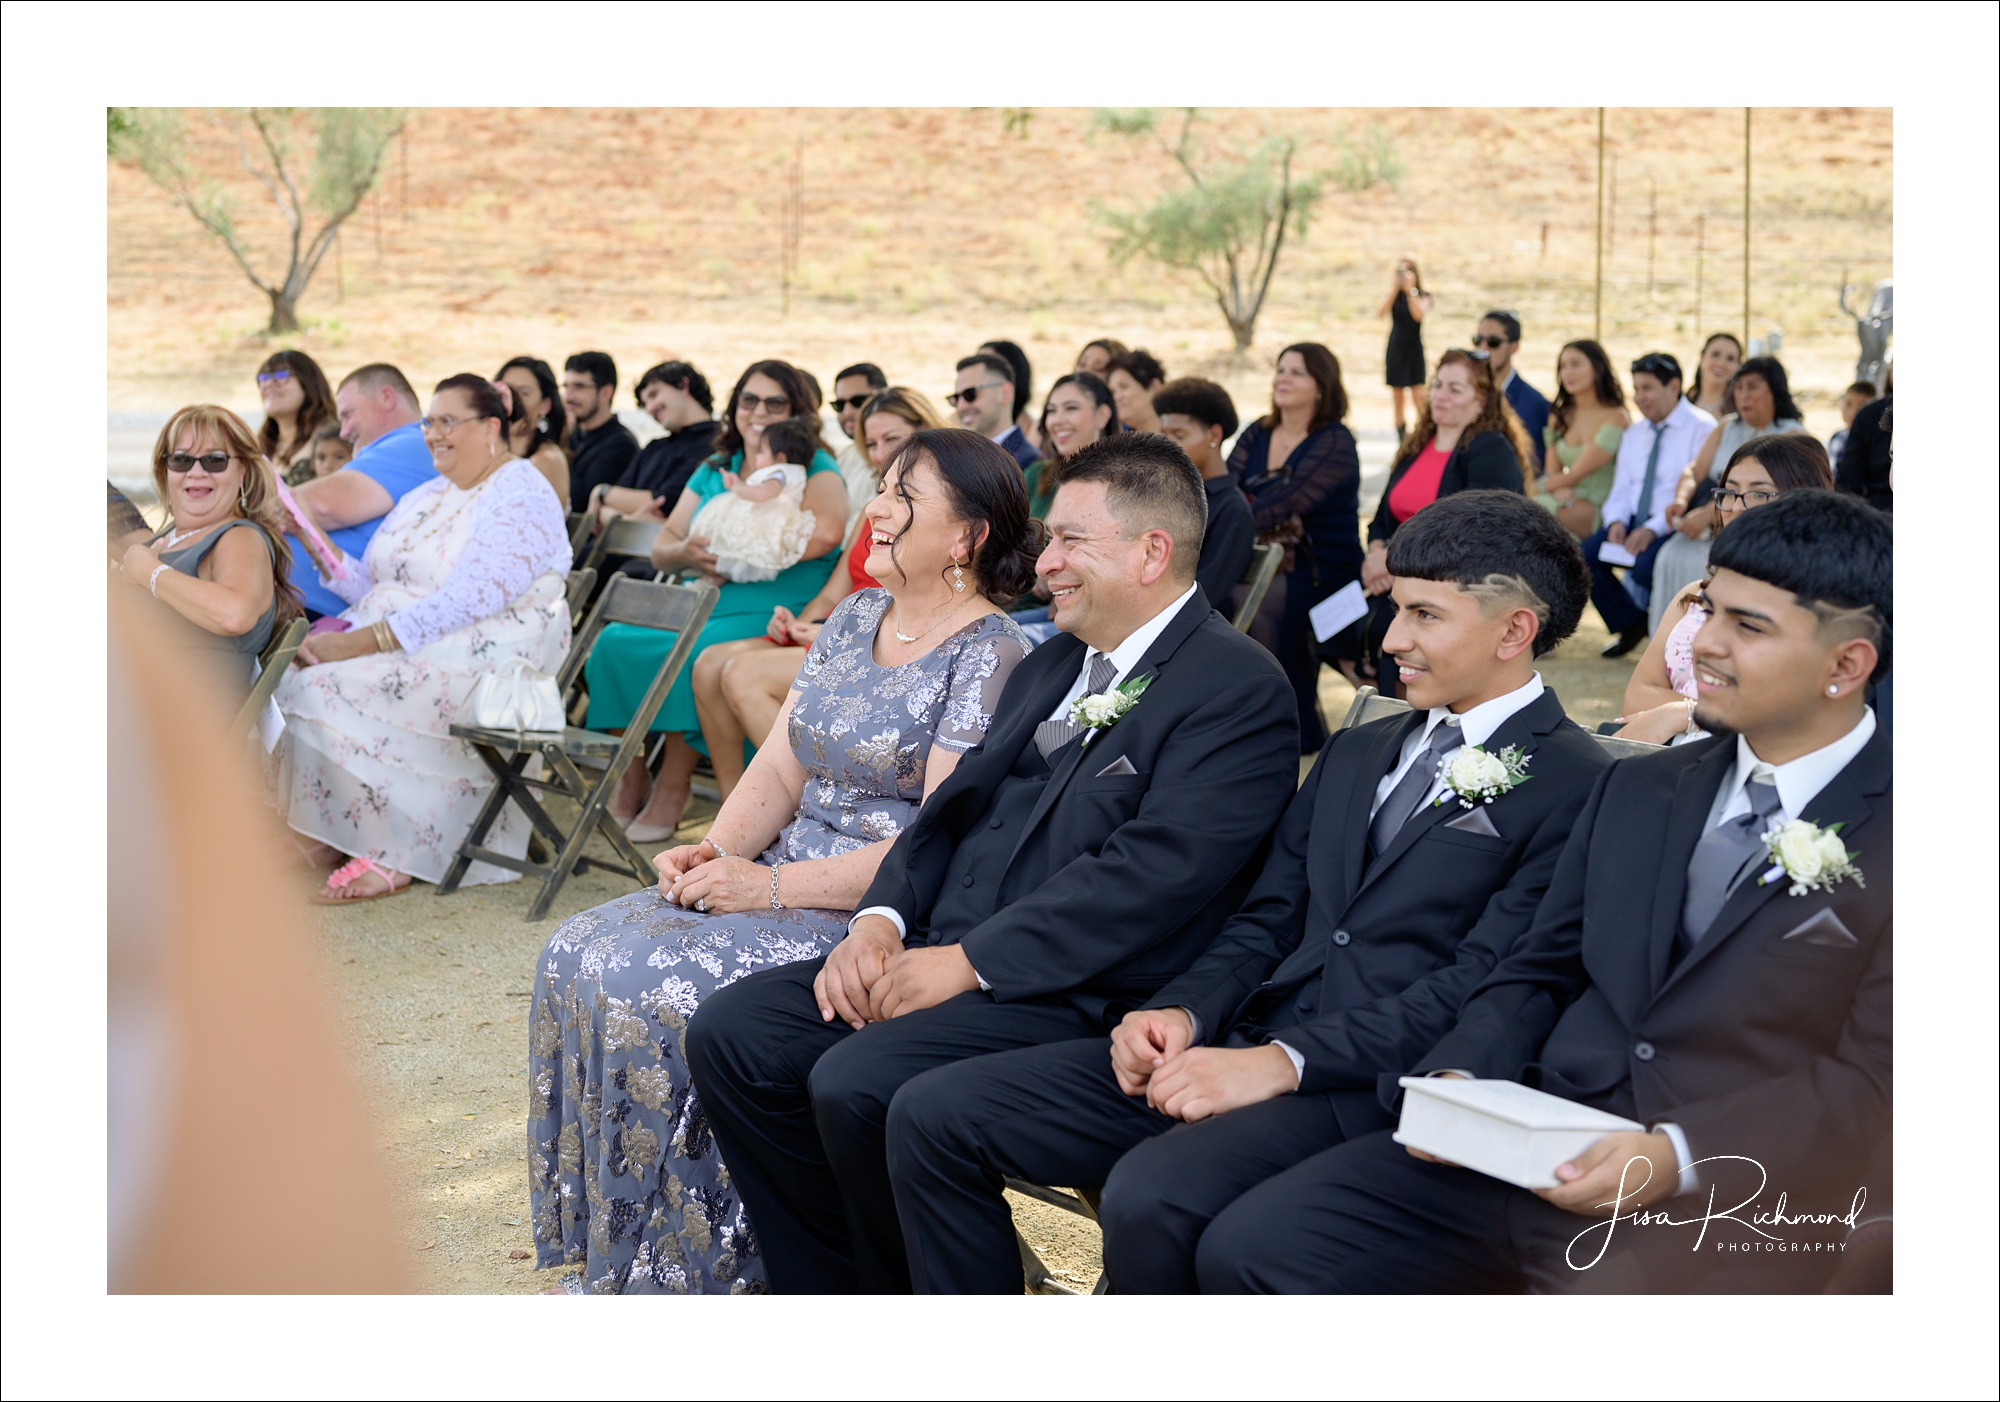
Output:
[686,434,1299,1293]
[1153,378,1255,610]
[886,490,1609,1292]
[1194,489,1892,1293]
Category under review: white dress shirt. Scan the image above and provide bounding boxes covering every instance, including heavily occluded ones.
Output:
[1600,397,1717,535]
[852,583,1202,982]
[1259,673,1550,1080]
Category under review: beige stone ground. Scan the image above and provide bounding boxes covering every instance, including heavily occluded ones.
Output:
[307,612,1638,1295]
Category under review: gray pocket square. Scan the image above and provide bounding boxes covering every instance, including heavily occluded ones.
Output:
[1442,805,1502,838]
[1094,754,1138,778]
[1780,907,1860,948]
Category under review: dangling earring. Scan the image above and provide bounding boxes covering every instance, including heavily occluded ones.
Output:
[536,415,549,434]
[951,561,965,592]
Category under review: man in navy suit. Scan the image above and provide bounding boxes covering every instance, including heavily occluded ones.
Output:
[1195,490,1892,1294]
[885,491,1612,1292]
[1476,310,1550,452]
[950,351,1040,470]
[687,433,1298,1293]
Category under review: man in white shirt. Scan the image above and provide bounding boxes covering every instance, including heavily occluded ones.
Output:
[1220,490,1893,1294]
[827,361,888,529]
[687,432,1298,1293]
[1587,352,1718,656]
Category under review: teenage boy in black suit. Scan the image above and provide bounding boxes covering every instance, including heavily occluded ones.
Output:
[886,490,1612,1292]
[1196,490,1892,1294]
[686,434,1299,1293]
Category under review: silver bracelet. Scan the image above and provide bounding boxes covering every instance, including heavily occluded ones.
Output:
[148,563,171,597]
[1681,698,1700,738]
[769,862,786,911]
[705,838,730,860]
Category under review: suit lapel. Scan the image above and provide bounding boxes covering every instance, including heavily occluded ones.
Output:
[1658,725,1889,997]
[1010,589,1210,861]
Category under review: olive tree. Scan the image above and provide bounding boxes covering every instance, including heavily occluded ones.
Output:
[111,107,405,334]
[1093,109,1400,352]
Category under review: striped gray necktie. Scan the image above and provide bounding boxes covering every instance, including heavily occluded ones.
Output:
[1680,773,1785,946]
[1034,652,1118,758]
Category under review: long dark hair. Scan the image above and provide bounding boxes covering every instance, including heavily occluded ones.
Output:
[879,427,1040,600]
[710,360,826,465]
[1260,342,1347,434]
[1721,431,1833,494]
[1724,356,1803,425]
[1549,339,1626,439]
[1038,372,1120,469]
[256,349,335,463]
[496,356,567,461]
[1687,332,1743,408]
[1390,348,1537,491]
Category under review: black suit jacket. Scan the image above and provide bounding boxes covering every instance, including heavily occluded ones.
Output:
[1835,396,1893,512]
[1148,688,1608,1136]
[998,425,1042,471]
[1413,724,1892,1201]
[1368,430,1526,543]
[858,588,1298,1020]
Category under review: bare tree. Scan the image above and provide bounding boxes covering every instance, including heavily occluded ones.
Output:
[111,107,405,334]
[1093,109,1400,352]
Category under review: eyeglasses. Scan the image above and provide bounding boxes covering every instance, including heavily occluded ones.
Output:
[1714,487,1780,510]
[830,393,874,413]
[737,393,792,414]
[166,452,236,474]
[256,368,293,386]
[419,414,484,435]
[1470,335,1508,349]
[945,382,1008,408]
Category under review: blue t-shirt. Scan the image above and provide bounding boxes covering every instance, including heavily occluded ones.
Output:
[287,421,438,615]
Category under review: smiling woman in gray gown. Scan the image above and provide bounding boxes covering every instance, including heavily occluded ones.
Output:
[528,428,1040,1293]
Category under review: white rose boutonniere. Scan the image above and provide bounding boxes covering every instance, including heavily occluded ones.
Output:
[1434,744,1531,809]
[1756,818,1864,897]
[1071,673,1152,737]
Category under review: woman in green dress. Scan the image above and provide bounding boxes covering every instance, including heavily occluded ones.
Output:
[595,360,851,841]
[1534,339,1630,541]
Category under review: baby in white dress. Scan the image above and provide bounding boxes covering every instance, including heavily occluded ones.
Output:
[690,417,820,582]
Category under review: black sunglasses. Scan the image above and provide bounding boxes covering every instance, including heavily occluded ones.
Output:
[166,452,235,474]
[830,393,873,413]
[1470,335,1509,350]
[945,382,1008,408]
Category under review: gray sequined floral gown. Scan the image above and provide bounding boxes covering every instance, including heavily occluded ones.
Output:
[529,590,1031,1292]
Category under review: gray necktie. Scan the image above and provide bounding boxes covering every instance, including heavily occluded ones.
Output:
[1631,420,1666,528]
[1034,652,1118,758]
[1680,773,1784,945]
[1368,720,1465,858]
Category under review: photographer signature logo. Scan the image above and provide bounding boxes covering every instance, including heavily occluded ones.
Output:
[1567,1154,1869,1271]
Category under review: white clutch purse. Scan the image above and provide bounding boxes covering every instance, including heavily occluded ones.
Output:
[462,657,566,735]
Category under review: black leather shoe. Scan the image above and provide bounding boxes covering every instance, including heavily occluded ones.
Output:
[1601,625,1648,659]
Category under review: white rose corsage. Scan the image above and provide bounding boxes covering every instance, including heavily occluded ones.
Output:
[1433,744,1531,809]
[1071,673,1152,737]
[1755,818,1864,897]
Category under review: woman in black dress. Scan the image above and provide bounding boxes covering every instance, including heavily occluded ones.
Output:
[1226,342,1361,755]
[1376,257,1432,437]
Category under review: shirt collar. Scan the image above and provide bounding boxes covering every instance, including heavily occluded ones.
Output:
[1088,582,1200,679]
[1420,672,1546,750]
[989,425,1015,445]
[1727,708,1877,818]
[1498,368,1518,393]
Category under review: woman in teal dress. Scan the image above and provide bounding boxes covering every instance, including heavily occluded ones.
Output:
[594,361,852,840]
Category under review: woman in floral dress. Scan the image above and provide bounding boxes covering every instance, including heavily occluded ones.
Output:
[529,429,1041,1293]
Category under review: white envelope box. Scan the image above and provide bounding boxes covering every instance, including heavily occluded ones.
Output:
[1393,1077,1644,1190]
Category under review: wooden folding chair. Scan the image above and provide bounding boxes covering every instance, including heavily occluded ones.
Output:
[564,567,598,628]
[579,518,664,579]
[227,615,309,747]
[565,510,594,554]
[1341,686,1666,763]
[437,575,719,922]
[1005,1180,1108,1295]
[1232,542,1283,633]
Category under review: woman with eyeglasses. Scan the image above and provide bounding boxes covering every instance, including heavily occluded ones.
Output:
[1536,340,1630,540]
[115,405,303,706]
[272,375,572,903]
[1612,433,1833,745]
[591,360,851,842]
[255,350,338,487]
[1376,258,1432,438]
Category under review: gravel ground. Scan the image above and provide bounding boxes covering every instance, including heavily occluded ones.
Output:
[312,614,1636,1294]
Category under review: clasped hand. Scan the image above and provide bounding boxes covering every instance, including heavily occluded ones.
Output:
[1109,1009,1299,1123]
[812,916,979,1030]
[655,838,766,914]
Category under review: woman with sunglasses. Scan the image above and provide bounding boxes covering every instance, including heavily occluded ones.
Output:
[591,361,851,842]
[255,350,337,487]
[1612,433,1833,744]
[115,405,303,706]
[272,375,572,903]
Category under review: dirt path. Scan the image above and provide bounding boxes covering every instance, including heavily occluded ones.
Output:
[314,616,1636,1293]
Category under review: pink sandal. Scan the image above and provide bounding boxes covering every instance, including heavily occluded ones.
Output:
[311,855,413,904]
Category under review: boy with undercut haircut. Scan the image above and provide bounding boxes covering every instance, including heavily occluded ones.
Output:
[1197,490,1893,1295]
[885,490,1612,1293]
